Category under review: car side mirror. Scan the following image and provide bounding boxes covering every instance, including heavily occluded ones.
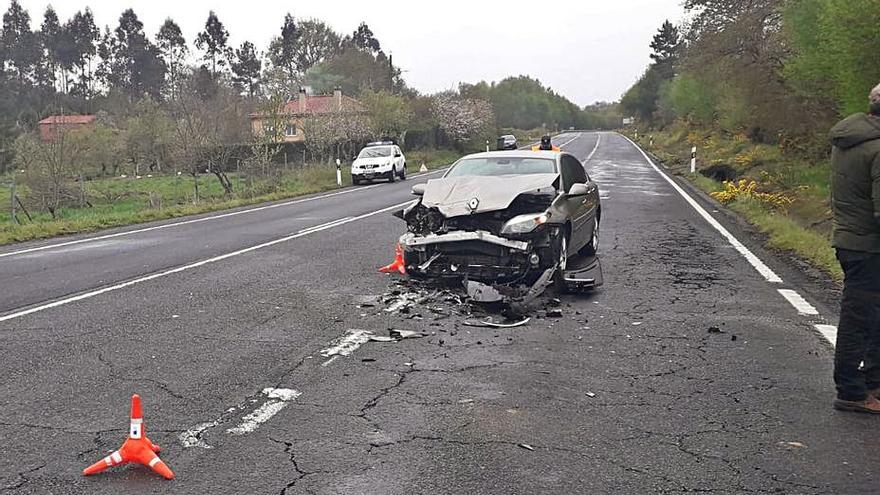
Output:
[395,152,402,157]
[411,184,425,196]
[568,183,589,197]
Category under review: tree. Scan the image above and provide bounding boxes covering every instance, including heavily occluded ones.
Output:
[350,22,381,53]
[432,92,495,149]
[267,13,300,91]
[67,9,99,97]
[101,9,166,101]
[195,11,230,80]
[2,0,40,85]
[360,90,413,142]
[156,18,187,100]
[125,96,174,174]
[293,19,340,73]
[650,20,682,78]
[231,41,262,97]
[39,6,62,91]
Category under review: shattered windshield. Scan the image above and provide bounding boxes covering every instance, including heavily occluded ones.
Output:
[358,146,394,159]
[446,157,557,178]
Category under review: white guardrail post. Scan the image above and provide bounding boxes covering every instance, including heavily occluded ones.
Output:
[335,158,342,187]
[690,146,697,174]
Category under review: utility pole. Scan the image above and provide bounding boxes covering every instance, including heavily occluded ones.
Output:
[388,53,394,94]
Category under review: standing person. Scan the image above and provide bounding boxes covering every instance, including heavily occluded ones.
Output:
[829,83,880,413]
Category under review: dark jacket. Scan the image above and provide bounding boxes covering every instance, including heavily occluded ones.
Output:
[830,113,880,253]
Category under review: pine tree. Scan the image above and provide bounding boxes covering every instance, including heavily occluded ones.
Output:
[195,11,230,80]
[231,41,262,97]
[156,18,187,100]
[649,20,683,71]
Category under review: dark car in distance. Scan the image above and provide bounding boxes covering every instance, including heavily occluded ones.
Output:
[498,134,518,150]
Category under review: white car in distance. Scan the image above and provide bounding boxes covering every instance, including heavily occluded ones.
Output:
[351,142,406,184]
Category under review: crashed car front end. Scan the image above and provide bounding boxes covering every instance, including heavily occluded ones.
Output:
[396,184,562,284]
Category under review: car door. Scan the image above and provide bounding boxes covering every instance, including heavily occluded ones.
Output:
[560,154,594,250]
[394,146,404,170]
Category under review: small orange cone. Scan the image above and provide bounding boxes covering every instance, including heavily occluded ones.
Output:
[379,243,407,275]
[83,394,174,480]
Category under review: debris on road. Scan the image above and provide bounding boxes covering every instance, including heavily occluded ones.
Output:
[546,308,564,318]
[390,329,425,340]
[708,326,724,334]
[518,443,536,451]
[586,392,596,398]
[463,317,531,328]
[368,335,396,343]
[778,441,807,449]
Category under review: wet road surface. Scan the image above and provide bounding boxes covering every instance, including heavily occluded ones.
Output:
[0,132,866,494]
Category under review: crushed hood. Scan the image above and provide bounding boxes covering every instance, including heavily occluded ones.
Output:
[421,174,558,218]
[830,113,880,149]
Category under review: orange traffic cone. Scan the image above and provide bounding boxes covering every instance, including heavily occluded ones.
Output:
[83,394,174,480]
[379,243,407,275]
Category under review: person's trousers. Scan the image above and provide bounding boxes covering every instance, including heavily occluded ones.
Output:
[834,249,880,401]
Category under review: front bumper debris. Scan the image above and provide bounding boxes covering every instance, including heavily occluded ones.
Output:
[399,231,529,252]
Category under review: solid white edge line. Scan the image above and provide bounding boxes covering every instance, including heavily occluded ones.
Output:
[0,168,447,259]
[0,201,413,323]
[620,134,784,284]
[814,324,837,346]
[778,289,820,316]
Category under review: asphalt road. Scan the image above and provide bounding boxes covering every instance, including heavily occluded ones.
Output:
[0,132,869,494]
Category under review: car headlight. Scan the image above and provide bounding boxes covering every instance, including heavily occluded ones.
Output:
[501,212,551,235]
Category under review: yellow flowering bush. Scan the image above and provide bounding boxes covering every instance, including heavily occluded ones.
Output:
[710,179,794,209]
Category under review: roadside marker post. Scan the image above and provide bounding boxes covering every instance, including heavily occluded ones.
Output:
[335,158,342,187]
[690,147,697,174]
[486,140,490,153]
[9,172,15,225]
[83,394,175,480]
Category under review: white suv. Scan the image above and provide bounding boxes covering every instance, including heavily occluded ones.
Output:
[351,142,406,184]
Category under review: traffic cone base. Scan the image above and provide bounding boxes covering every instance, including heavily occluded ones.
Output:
[83,394,175,480]
[379,243,406,275]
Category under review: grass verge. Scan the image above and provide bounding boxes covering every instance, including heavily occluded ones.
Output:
[628,124,842,281]
[0,148,458,246]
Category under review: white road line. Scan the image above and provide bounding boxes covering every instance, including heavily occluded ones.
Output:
[0,201,414,323]
[320,329,374,366]
[0,168,446,260]
[621,135,784,284]
[814,324,838,346]
[778,289,820,316]
[226,388,301,435]
[584,133,602,163]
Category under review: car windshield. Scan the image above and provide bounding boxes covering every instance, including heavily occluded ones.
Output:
[358,146,394,158]
[446,157,556,178]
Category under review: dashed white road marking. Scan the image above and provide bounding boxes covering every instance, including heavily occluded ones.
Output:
[814,324,838,346]
[778,289,819,316]
[622,135,784,284]
[0,169,446,260]
[226,388,301,435]
[0,201,414,323]
[320,329,374,366]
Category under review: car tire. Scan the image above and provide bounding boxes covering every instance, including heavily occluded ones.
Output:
[352,175,360,185]
[400,163,407,181]
[389,167,397,183]
[579,216,599,256]
[552,228,570,293]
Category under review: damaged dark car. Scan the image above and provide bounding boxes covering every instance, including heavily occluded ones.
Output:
[395,151,601,292]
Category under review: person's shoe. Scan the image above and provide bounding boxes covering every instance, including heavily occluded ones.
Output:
[833,396,880,414]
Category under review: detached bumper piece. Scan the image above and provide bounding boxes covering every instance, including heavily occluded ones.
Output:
[562,255,604,291]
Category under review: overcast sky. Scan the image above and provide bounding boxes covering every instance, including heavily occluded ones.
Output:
[6,0,685,106]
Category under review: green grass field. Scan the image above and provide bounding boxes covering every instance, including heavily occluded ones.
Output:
[0,148,458,246]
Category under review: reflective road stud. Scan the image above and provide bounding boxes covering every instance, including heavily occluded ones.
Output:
[83,394,175,480]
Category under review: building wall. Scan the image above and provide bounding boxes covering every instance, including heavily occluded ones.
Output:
[250,117,305,143]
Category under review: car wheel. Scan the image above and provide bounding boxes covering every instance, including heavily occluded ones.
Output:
[552,228,570,293]
[400,163,407,180]
[389,167,397,183]
[351,175,360,185]
[580,216,599,256]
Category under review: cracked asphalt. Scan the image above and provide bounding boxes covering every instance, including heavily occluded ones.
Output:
[0,132,870,494]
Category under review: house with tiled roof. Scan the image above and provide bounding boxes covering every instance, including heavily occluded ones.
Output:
[38,114,96,141]
[249,88,367,143]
